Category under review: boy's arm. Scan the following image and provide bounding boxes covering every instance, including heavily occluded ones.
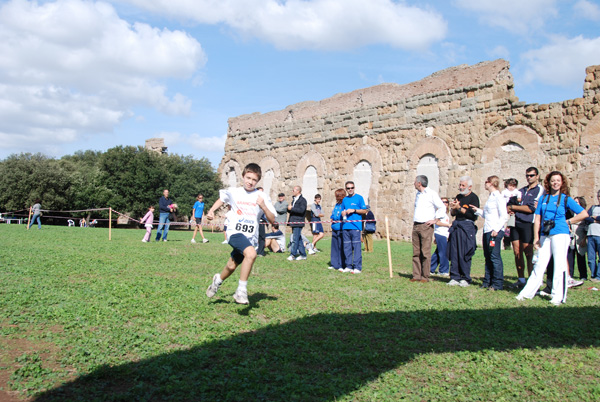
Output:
[257,196,276,224]
[206,199,224,220]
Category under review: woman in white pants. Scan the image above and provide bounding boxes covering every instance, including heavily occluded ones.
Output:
[517,171,588,306]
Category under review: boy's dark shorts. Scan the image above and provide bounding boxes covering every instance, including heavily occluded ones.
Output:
[229,233,253,264]
[195,218,203,224]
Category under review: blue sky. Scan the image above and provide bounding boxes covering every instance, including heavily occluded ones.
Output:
[1,0,599,168]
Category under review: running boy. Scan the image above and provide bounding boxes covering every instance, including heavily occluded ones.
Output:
[191,193,208,243]
[205,163,276,305]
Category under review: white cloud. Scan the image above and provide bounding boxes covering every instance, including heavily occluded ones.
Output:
[0,0,206,154]
[454,0,558,34]
[489,45,510,60]
[521,35,600,87]
[574,0,600,21]
[116,0,447,51]
[159,131,226,153]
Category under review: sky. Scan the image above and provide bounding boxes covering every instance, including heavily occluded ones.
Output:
[1,0,599,168]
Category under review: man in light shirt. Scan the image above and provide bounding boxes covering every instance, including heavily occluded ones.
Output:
[412,175,446,282]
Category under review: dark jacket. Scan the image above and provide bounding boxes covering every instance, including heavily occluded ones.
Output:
[159,196,171,214]
[288,195,307,228]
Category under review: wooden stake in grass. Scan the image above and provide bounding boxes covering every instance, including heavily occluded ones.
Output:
[27,206,32,230]
[109,208,112,241]
[385,216,393,278]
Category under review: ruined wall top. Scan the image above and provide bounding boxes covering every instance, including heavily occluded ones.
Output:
[228,59,512,133]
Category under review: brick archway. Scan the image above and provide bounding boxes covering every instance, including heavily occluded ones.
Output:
[258,156,283,200]
[220,159,242,188]
[407,137,453,198]
[343,144,383,213]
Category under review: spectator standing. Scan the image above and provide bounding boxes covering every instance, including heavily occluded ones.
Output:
[140,206,155,243]
[501,178,520,250]
[430,198,451,276]
[341,181,367,273]
[412,175,446,282]
[273,192,289,248]
[287,186,308,261]
[507,167,544,289]
[330,189,346,271]
[567,196,588,282]
[517,171,588,305]
[447,176,480,287]
[587,190,600,282]
[155,189,173,242]
[28,199,42,230]
[308,194,325,254]
[470,176,508,291]
[362,206,376,253]
[191,194,209,244]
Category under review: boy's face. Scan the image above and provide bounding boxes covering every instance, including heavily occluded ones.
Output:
[507,184,516,191]
[314,197,321,204]
[197,196,203,201]
[243,172,260,192]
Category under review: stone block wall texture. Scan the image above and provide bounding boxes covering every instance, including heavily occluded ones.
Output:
[218,59,600,240]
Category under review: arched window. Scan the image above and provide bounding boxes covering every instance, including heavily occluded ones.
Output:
[353,161,372,205]
[417,154,439,193]
[227,167,237,188]
[302,165,318,204]
[263,170,274,199]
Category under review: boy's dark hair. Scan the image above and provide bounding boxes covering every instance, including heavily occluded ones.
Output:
[504,178,518,187]
[315,194,321,199]
[242,163,262,181]
[272,223,279,230]
[278,192,285,197]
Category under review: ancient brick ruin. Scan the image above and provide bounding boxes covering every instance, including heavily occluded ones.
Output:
[218,59,600,240]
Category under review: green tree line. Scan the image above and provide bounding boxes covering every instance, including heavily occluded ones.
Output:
[0,146,222,223]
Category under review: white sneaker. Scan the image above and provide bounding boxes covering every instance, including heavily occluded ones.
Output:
[206,274,221,298]
[352,269,362,274]
[328,266,335,270]
[440,273,450,277]
[203,238,209,243]
[296,256,307,261]
[287,255,295,261]
[343,268,353,273]
[191,239,196,243]
[549,300,563,306]
[222,240,228,244]
[233,289,249,305]
[539,290,551,297]
[458,280,470,287]
[515,295,524,301]
[338,268,344,272]
[447,279,460,286]
[163,239,167,242]
[308,249,316,255]
[142,239,148,242]
[567,278,583,288]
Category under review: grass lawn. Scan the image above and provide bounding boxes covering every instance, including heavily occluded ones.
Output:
[1,224,599,401]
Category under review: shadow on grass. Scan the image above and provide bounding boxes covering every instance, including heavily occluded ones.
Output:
[36,306,599,401]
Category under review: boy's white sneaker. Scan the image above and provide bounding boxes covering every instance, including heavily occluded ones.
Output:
[343,268,353,273]
[203,238,209,243]
[142,240,148,242]
[352,269,362,274]
[222,240,228,244]
[308,249,316,255]
[447,279,460,286]
[458,280,470,287]
[191,239,196,243]
[287,255,295,261]
[296,256,307,261]
[206,274,221,298]
[233,289,249,305]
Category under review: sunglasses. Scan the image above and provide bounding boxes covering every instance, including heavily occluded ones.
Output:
[443,201,449,204]
[346,187,354,190]
[526,174,537,178]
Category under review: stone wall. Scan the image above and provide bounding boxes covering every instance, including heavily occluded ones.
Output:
[218,59,600,240]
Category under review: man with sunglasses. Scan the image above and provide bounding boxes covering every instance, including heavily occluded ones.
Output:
[341,181,368,273]
[507,167,544,289]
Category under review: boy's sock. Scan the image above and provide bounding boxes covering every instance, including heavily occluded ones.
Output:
[215,275,224,286]
[238,280,248,292]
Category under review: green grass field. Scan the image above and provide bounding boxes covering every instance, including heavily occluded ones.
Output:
[1,224,599,401]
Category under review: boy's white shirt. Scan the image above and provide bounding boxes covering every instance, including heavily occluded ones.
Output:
[501,188,521,201]
[220,187,276,247]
